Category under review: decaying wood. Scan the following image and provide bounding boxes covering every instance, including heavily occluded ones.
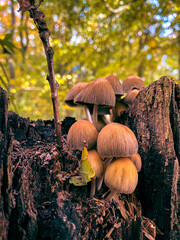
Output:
[0,76,179,239]
[118,76,180,239]
[0,87,10,239]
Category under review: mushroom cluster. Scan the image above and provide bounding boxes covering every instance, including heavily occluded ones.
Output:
[65,75,144,199]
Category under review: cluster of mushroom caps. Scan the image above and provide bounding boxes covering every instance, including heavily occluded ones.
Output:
[65,75,145,200]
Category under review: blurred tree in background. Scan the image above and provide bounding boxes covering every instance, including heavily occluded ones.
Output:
[0,0,179,120]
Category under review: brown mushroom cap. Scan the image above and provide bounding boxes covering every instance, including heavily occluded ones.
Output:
[67,120,98,150]
[129,153,142,172]
[122,75,145,93]
[97,123,138,158]
[88,150,103,178]
[104,157,138,194]
[124,89,140,106]
[65,82,88,107]
[74,78,116,107]
[105,75,123,96]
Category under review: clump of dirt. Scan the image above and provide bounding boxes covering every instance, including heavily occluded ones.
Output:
[8,112,157,240]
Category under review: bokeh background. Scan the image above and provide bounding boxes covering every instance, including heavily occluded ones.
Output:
[0,0,179,120]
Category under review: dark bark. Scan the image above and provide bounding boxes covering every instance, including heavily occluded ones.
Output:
[0,87,11,239]
[117,76,180,239]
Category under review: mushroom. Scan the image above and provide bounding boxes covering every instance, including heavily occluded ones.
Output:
[105,75,123,98]
[124,89,140,106]
[122,75,145,93]
[97,122,138,190]
[104,157,138,201]
[65,82,92,122]
[87,150,103,198]
[129,153,142,172]
[74,78,115,128]
[67,120,98,150]
[105,75,124,121]
[97,123,138,158]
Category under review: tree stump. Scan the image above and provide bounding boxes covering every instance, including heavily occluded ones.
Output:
[0,76,179,240]
[117,76,180,239]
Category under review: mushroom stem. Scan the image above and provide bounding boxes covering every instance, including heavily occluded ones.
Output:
[90,177,96,199]
[85,107,93,123]
[111,106,116,121]
[97,157,112,191]
[105,190,117,201]
[101,115,111,124]
[92,104,98,127]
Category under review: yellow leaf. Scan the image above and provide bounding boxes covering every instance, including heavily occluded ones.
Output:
[69,147,95,186]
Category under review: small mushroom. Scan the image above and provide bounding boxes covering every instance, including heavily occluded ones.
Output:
[87,150,103,198]
[129,153,142,172]
[104,157,138,201]
[105,75,123,97]
[124,89,140,106]
[105,75,124,121]
[65,82,88,107]
[122,75,145,93]
[67,120,98,150]
[97,123,138,190]
[65,82,92,122]
[97,123,138,158]
[74,78,115,128]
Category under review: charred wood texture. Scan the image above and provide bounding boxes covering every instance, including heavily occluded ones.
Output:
[0,87,12,239]
[118,76,180,239]
[0,77,179,240]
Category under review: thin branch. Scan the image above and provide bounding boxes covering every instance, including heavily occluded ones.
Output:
[17,0,62,147]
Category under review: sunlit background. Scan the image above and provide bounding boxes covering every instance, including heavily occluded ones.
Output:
[0,0,179,120]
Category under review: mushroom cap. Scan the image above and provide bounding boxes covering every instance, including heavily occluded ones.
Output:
[88,150,103,178]
[105,75,124,96]
[129,153,142,172]
[74,78,116,107]
[65,82,88,107]
[115,101,129,117]
[122,75,145,93]
[67,120,98,150]
[97,123,138,158]
[124,89,140,106]
[104,157,138,194]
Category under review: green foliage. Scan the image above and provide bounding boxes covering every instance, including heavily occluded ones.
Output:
[0,0,179,120]
[69,147,95,186]
[0,33,17,54]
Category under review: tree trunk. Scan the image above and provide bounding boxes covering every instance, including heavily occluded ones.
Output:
[0,77,179,239]
[117,76,180,239]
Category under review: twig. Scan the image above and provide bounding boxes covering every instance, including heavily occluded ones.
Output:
[17,0,62,147]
